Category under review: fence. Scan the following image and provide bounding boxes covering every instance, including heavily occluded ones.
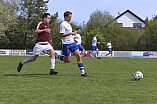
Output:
[0,49,157,58]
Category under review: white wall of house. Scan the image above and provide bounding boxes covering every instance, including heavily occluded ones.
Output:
[116,12,145,28]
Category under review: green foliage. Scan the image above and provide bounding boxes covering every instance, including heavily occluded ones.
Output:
[84,28,106,50]
[84,10,140,51]
[1,1,157,51]
[0,0,78,50]
[86,9,114,31]
[84,10,114,50]
[49,12,62,49]
[103,26,139,51]
[142,16,157,51]
[2,0,50,49]
[1,56,157,103]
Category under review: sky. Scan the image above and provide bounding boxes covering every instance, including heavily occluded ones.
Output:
[47,0,157,25]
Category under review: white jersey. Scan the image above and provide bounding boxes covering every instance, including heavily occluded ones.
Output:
[60,21,74,44]
[107,42,112,48]
[92,37,97,46]
[73,33,81,45]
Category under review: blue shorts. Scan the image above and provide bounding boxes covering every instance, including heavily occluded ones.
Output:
[77,44,84,51]
[108,48,112,52]
[62,42,79,56]
[92,46,98,50]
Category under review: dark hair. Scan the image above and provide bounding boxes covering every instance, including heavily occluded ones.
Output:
[76,28,81,30]
[94,33,97,36]
[64,11,72,18]
[42,13,50,20]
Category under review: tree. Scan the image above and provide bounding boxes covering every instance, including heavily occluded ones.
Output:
[142,15,157,50]
[10,0,49,49]
[84,10,114,50]
[84,9,140,51]
[49,12,61,49]
[0,0,20,48]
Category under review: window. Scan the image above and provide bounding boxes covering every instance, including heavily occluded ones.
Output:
[133,23,142,28]
[118,23,123,27]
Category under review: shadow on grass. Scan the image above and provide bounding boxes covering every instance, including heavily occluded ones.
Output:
[4,73,82,77]
[130,79,140,81]
[4,73,52,77]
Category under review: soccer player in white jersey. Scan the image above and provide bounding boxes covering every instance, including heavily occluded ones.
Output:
[106,40,113,58]
[73,28,86,57]
[88,34,101,59]
[17,13,58,75]
[55,11,89,77]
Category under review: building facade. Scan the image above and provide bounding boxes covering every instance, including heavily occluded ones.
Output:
[115,10,145,28]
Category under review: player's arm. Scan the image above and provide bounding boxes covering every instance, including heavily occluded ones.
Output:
[60,31,77,38]
[95,40,100,44]
[34,28,50,34]
[107,45,110,47]
[74,38,78,43]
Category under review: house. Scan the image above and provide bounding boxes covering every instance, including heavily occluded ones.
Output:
[115,9,145,36]
[115,9,145,28]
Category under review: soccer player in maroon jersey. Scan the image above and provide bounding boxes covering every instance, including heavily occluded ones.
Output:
[17,13,58,75]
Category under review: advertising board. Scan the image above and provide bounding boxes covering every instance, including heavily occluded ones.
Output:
[9,50,26,56]
[0,50,9,55]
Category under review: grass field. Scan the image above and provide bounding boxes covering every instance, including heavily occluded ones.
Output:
[0,56,157,104]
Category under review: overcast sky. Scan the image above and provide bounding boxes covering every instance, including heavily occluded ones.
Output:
[47,0,157,25]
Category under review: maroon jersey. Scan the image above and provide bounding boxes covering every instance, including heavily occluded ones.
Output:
[36,22,51,44]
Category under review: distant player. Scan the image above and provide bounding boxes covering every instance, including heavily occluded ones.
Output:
[106,40,113,58]
[88,34,101,59]
[17,13,58,75]
[55,11,89,77]
[73,28,86,57]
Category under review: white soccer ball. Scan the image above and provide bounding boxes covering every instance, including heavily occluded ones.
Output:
[134,71,143,80]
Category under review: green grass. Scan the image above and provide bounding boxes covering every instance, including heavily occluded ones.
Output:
[0,56,157,104]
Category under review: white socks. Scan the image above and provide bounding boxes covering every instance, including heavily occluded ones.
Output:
[50,57,55,69]
[21,58,30,65]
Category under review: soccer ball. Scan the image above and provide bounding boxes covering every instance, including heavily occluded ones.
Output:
[134,71,143,80]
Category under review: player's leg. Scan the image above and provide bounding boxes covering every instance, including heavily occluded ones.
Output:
[55,44,71,63]
[110,49,113,58]
[110,52,112,58]
[96,48,101,59]
[78,44,85,57]
[17,43,42,72]
[82,49,86,57]
[73,49,82,63]
[72,47,90,77]
[17,55,38,72]
[55,54,70,63]
[47,49,58,75]
[86,46,94,55]
[106,49,110,56]
[88,46,95,57]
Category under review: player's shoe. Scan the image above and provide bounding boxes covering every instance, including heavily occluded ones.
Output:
[50,69,58,75]
[97,57,101,59]
[81,73,90,77]
[55,52,58,59]
[17,62,23,72]
[84,53,87,57]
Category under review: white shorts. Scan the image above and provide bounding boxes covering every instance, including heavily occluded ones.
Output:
[32,42,53,56]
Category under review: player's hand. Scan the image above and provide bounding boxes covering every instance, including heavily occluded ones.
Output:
[98,42,100,44]
[45,29,51,32]
[71,31,77,35]
[81,36,84,38]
